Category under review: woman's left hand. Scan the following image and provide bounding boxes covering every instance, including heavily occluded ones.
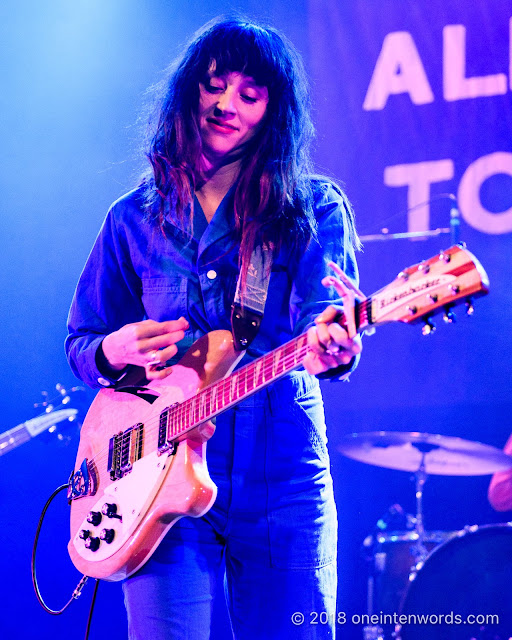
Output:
[303,264,363,376]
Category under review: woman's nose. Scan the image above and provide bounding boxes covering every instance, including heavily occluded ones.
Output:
[215,88,236,114]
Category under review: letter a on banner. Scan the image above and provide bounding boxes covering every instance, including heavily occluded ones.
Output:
[363,32,434,110]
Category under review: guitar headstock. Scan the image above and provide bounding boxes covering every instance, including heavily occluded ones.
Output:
[27,383,85,438]
[367,245,489,332]
[24,408,79,438]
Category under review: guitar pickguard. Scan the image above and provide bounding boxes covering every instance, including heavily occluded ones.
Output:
[115,387,160,404]
[72,449,174,562]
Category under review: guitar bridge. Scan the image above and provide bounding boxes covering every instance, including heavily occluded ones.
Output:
[68,458,97,501]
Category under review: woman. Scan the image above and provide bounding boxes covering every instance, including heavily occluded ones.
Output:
[66,17,361,640]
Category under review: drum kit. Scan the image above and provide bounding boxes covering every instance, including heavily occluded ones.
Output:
[339,431,512,640]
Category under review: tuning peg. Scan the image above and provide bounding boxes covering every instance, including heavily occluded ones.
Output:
[443,306,456,323]
[34,390,50,408]
[421,317,436,335]
[465,298,475,316]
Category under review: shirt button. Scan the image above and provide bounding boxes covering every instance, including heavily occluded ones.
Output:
[97,377,111,387]
[206,270,217,280]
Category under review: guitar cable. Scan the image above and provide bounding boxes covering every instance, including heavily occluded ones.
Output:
[31,482,100,640]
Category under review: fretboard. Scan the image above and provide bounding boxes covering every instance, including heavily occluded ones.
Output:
[161,298,371,441]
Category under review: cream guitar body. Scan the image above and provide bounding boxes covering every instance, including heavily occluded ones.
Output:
[68,330,242,581]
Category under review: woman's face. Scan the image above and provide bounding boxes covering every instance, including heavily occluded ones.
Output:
[198,69,269,163]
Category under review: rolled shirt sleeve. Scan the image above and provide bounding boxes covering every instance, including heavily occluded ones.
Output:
[65,199,145,388]
[290,182,361,380]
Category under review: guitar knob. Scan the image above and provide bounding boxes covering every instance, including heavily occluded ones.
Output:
[84,536,100,552]
[100,529,116,544]
[421,318,436,335]
[465,298,475,316]
[102,503,122,520]
[87,511,102,526]
[79,529,90,540]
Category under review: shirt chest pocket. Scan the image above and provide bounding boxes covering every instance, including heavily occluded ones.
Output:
[141,276,188,322]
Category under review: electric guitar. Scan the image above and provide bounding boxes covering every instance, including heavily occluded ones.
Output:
[68,244,489,581]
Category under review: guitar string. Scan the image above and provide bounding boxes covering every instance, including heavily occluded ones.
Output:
[84,344,308,469]
[76,301,367,475]
[81,338,312,474]
[78,261,479,475]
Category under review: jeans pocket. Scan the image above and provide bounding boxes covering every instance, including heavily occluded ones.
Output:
[266,375,337,570]
[267,481,338,570]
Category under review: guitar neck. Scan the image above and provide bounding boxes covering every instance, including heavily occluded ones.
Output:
[162,233,490,443]
[0,424,31,456]
[164,300,371,441]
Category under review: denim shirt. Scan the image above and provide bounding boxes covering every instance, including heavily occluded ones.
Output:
[66,180,358,389]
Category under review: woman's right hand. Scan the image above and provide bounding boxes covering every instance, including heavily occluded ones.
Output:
[101,317,189,380]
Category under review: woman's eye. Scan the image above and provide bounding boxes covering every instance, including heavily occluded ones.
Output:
[204,80,223,93]
[241,94,258,103]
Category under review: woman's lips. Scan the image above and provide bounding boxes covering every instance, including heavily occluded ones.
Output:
[207,119,237,133]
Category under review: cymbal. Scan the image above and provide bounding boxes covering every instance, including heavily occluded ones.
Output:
[338,431,512,476]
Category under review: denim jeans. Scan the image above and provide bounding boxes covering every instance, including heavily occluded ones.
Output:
[123,371,338,639]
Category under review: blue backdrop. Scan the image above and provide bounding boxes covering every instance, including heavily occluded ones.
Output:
[1,1,510,638]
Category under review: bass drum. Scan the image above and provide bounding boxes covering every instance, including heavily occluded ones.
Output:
[397,524,512,640]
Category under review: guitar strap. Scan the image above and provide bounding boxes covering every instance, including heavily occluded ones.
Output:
[231,244,273,351]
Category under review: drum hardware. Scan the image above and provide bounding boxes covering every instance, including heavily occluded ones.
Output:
[339,432,512,639]
[362,527,457,637]
[363,624,385,640]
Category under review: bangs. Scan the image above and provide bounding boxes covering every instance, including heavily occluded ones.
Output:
[195,21,287,90]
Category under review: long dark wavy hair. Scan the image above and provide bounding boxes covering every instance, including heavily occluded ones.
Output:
[143,17,359,281]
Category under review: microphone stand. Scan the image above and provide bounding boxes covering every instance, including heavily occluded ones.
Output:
[359,228,450,243]
[359,194,461,244]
